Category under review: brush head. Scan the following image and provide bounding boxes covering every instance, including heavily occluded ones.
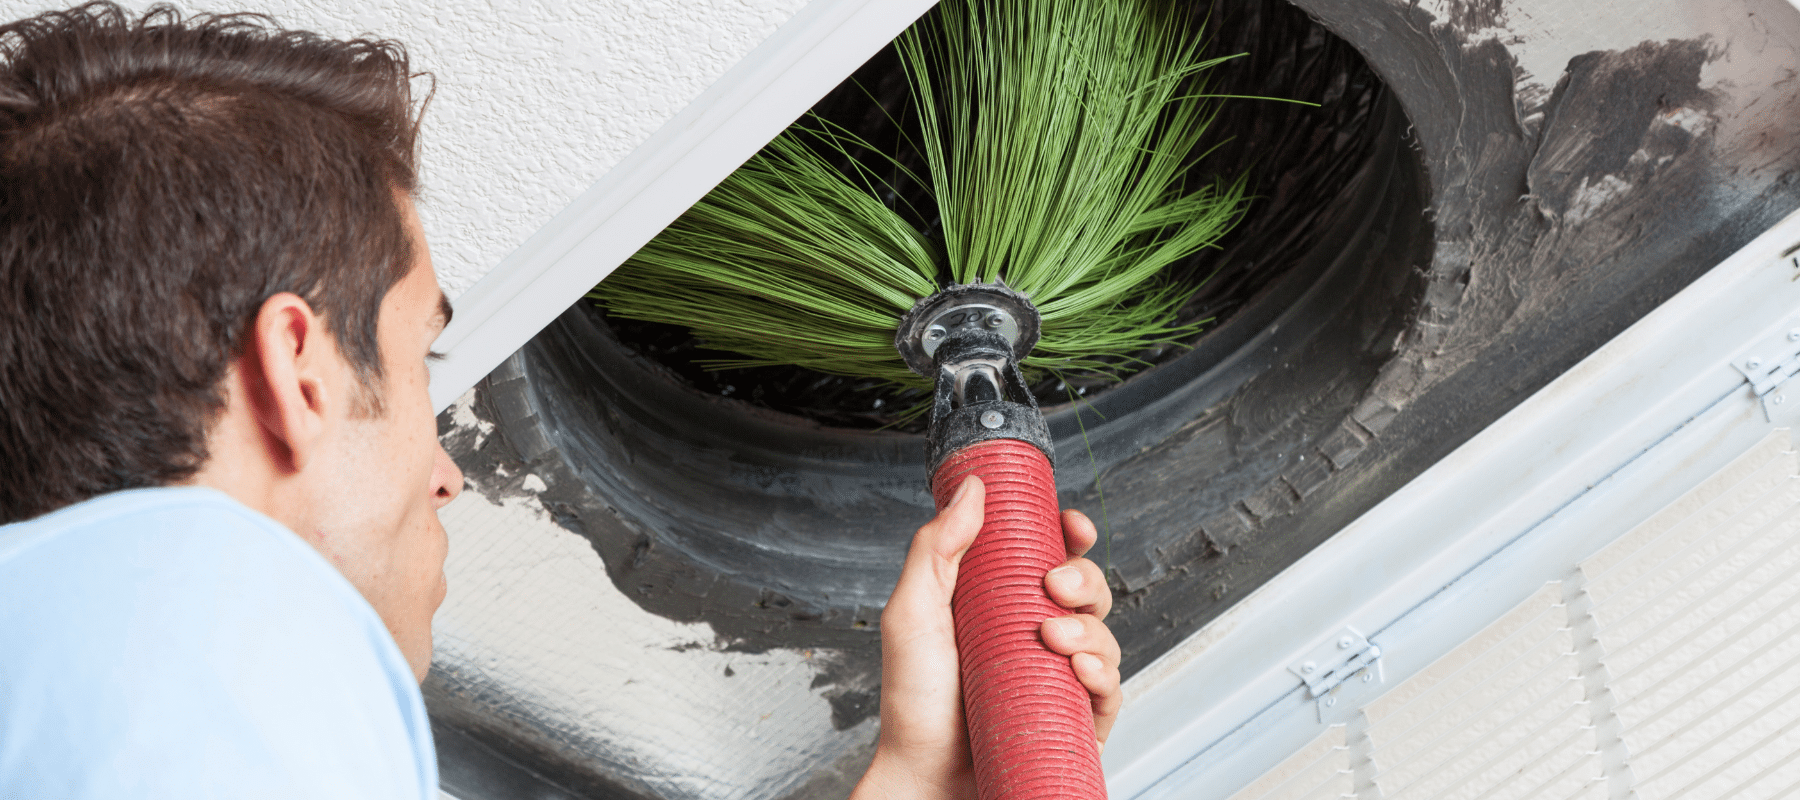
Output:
[590,0,1250,397]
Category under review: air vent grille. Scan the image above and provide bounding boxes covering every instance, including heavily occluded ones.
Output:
[1581,435,1800,800]
[1223,432,1800,800]
[1362,584,1603,800]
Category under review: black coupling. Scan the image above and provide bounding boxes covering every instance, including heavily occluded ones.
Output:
[924,329,1054,477]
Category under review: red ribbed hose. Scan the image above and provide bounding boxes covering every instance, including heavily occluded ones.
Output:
[932,438,1105,800]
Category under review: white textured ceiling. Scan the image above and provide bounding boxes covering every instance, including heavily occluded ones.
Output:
[2,0,811,296]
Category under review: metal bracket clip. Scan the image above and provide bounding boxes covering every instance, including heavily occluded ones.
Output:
[1287,627,1383,722]
[1731,321,1800,424]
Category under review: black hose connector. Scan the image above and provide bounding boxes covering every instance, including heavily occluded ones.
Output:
[925,329,1054,479]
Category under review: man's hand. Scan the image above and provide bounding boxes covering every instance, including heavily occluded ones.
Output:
[851,476,1124,800]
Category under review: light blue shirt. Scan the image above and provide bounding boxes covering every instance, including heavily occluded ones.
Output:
[0,487,437,799]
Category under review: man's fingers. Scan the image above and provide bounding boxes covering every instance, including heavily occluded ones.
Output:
[1072,651,1122,745]
[1044,558,1112,619]
[1044,508,1122,751]
[1042,612,1124,746]
[1039,613,1122,667]
[1061,508,1098,558]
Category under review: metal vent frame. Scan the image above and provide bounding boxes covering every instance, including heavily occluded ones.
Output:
[1103,207,1800,798]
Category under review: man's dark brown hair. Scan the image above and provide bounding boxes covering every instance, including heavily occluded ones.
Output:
[0,2,424,523]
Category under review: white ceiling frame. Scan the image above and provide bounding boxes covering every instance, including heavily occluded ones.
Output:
[1104,209,1800,798]
[427,0,937,412]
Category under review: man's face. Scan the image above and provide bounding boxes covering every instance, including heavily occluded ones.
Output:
[305,193,461,681]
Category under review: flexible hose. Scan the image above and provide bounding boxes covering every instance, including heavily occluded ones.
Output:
[932,438,1106,800]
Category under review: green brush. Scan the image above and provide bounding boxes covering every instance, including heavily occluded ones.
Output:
[591,0,1249,393]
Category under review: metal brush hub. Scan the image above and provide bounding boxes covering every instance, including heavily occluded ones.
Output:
[897,283,1054,474]
[895,283,1041,378]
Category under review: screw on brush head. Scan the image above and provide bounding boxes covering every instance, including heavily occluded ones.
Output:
[894,282,1041,376]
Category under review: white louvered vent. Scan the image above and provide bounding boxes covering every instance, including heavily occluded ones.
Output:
[1362,583,1603,800]
[1225,725,1350,800]
[1224,432,1800,800]
[1580,433,1800,800]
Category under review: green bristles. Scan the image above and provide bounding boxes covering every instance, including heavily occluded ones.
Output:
[592,0,1249,389]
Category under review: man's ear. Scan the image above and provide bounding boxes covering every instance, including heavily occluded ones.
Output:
[242,293,336,473]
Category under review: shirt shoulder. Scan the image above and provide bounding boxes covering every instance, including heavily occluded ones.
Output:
[0,488,437,800]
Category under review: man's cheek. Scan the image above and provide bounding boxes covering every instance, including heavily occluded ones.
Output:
[423,520,449,610]
[432,571,448,612]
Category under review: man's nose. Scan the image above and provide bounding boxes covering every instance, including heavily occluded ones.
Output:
[430,442,464,509]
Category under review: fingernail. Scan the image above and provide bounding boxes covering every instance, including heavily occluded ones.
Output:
[1052,616,1082,638]
[1048,565,1081,592]
[948,477,973,509]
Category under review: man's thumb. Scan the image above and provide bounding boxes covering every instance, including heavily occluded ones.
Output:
[932,474,984,563]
